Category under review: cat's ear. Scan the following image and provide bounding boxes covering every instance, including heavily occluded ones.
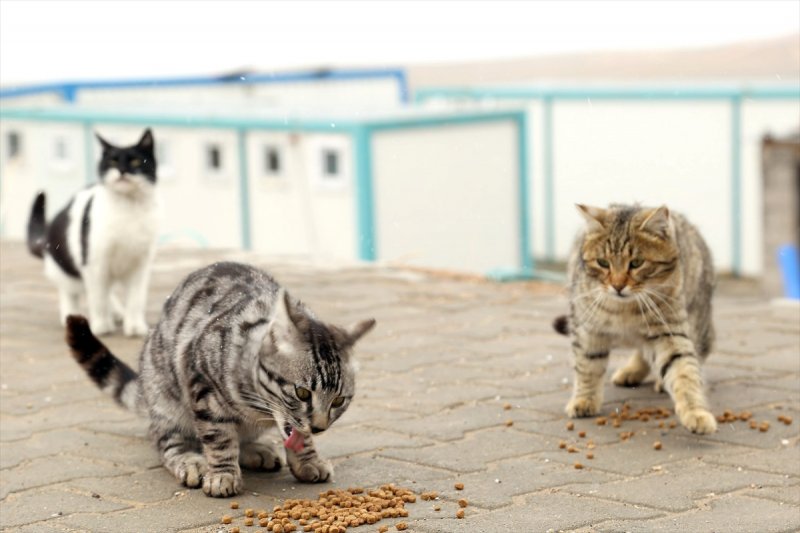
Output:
[576,204,607,232]
[269,289,308,351]
[343,318,376,347]
[95,133,113,152]
[137,129,154,150]
[638,205,671,238]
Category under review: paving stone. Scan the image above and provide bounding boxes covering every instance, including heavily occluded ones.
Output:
[596,494,800,532]
[411,491,662,532]
[2,242,799,532]
[380,427,555,473]
[564,459,793,512]
[1,454,139,500]
[0,487,130,528]
[421,455,622,509]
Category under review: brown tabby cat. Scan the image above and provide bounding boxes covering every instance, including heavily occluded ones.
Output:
[555,204,717,434]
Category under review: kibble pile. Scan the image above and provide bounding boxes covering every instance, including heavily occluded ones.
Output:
[220,484,420,533]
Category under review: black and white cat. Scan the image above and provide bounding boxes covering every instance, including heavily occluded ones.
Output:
[27,128,160,336]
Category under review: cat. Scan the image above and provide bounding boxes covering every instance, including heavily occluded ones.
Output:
[65,261,375,497]
[27,128,159,336]
[554,204,717,434]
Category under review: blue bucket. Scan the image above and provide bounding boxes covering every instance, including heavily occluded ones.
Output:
[778,244,800,299]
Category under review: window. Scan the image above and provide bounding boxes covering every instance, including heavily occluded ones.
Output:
[322,149,339,177]
[206,144,222,170]
[6,131,21,159]
[264,146,281,175]
[54,137,68,161]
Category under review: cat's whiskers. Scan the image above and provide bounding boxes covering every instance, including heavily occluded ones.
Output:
[639,292,672,334]
[633,293,652,335]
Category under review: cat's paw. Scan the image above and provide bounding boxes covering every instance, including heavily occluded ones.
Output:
[612,365,649,388]
[679,408,717,434]
[90,319,116,337]
[174,454,209,488]
[289,457,333,483]
[653,378,665,393]
[123,319,149,337]
[240,441,282,472]
[202,470,243,497]
[566,396,601,418]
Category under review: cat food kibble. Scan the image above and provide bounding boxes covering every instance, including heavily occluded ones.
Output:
[454,482,464,490]
[378,527,389,533]
[395,523,407,530]
[566,422,575,431]
[230,528,239,533]
[558,441,567,449]
[586,452,594,459]
[596,417,607,426]
[759,421,770,432]
[567,445,578,453]
[245,509,255,517]
[574,462,584,469]
[578,431,586,438]
[231,501,240,510]
[244,517,253,526]
[456,509,465,519]
[503,402,512,410]
[653,441,662,450]
[221,515,233,524]
[458,498,468,508]
[505,419,514,427]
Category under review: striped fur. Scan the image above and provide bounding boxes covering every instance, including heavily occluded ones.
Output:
[559,204,717,434]
[66,261,375,497]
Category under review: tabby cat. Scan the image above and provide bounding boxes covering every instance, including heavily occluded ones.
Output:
[65,261,375,497]
[28,128,159,336]
[555,204,717,434]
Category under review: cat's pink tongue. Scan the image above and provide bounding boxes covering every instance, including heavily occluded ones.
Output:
[284,428,305,452]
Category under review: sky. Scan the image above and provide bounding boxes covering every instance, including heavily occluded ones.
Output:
[1,0,798,85]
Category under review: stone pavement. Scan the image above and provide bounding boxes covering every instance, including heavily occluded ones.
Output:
[1,241,798,533]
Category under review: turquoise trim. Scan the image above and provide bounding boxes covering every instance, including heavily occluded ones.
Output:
[0,68,409,104]
[515,112,533,275]
[542,96,555,261]
[730,96,742,276]
[415,85,800,102]
[353,126,376,261]
[236,129,252,250]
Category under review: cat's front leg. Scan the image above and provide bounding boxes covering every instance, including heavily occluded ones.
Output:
[122,260,152,337]
[566,330,611,418]
[192,390,244,497]
[285,437,333,483]
[650,335,716,434]
[84,269,114,335]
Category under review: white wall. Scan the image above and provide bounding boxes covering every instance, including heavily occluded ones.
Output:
[246,131,356,259]
[0,120,88,239]
[372,120,520,274]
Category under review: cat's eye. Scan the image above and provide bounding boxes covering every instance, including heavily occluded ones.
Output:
[130,158,142,167]
[295,386,311,401]
[331,396,345,408]
[629,258,644,269]
[596,259,610,268]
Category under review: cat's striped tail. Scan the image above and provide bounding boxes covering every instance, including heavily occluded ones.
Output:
[65,315,145,415]
[27,192,47,259]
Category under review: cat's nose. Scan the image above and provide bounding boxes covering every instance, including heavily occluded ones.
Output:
[612,283,626,295]
[310,425,326,434]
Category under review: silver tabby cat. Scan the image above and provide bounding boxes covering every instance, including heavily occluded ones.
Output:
[555,204,717,434]
[65,261,375,497]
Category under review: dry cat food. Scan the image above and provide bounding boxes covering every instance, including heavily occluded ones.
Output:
[454,483,464,490]
[653,441,663,450]
[503,402,513,410]
[419,491,438,501]
[759,421,770,432]
[378,527,389,533]
[566,421,575,431]
[218,484,420,533]
[586,452,594,460]
[778,414,793,425]
[456,509,465,519]
[558,440,567,449]
[230,501,239,510]
[573,462,584,470]
[505,419,514,427]
[395,522,408,531]
[578,431,586,438]
[458,499,468,508]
